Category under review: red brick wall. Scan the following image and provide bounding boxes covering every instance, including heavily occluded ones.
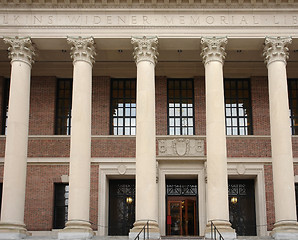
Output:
[92,76,110,135]
[24,164,98,231]
[25,164,69,230]
[227,137,271,157]
[251,77,270,136]
[90,164,99,230]
[156,76,167,135]
[195,76,206,135]
[29,77,56,135]
[264,164,275,231]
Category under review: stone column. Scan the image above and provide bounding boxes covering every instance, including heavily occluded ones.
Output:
[58,37,96,240]
[0,37,35,239]
[129,36,160,239]
[263,36,298,239]
[201,37,236,239]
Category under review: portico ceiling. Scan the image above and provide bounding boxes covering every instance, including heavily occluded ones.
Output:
[0,37,297,78]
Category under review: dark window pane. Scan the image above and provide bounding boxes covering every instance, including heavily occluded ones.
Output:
[167,79,195,135]
[225,79,253,135]
[110,79,136,135]
[288,79,298,135]
[53,183,69,229]
[1,79,9,135]
[55,79,72,135]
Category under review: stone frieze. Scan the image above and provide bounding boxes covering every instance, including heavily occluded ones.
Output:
[158,138,204,157]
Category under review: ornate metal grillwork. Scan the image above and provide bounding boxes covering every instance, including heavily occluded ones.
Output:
[166,180,197,196]
[228,183,247,196]
[228,180,256,236]
[109,179,135,236]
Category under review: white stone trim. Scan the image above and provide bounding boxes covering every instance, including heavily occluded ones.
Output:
[98,160,136,236]
[228,162,268,237]
[158,161,206,236]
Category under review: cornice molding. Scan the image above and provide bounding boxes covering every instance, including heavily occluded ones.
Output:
[0,2,298,8]
[131,36,158,65]
[3,36,35,66]
[67,36,96,66]
[263,36,292,66]
[201,36,227,65]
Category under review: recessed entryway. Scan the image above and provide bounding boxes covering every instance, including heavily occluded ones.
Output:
[166,179,198,236]
[108,179,135,236]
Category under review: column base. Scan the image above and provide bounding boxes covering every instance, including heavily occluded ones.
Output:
[58,220,94,240]
[270,220,298,239]
[0,222,29,239]
[205,220,236,240]
[129,220,160,240]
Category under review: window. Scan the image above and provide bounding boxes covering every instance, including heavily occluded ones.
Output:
[225,79,252,135]
[53,183,69,229]
[1,79,9,135]
[288,79,298,135]
[110,79,136,135]
[55,79,72,135]
[296,183,298,221]
[168,79,194,135]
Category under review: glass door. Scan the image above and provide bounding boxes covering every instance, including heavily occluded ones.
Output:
[167,197,197,236]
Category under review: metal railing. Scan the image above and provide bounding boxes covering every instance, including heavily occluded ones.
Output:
[134,220,149,240]
[210,221,224,240]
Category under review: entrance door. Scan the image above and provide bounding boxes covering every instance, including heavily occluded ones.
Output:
[108,179,135,235]
[167,197,197,235]
[167,197,197,236]
[228,179,256,236]
[166,179,198,236]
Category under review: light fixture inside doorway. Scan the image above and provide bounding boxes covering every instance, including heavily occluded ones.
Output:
[231,197,238,204]
[126,196,133,204]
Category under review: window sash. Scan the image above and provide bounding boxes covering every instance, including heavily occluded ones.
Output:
[224,79,253,135]
[167,79,195,135]
[110,79,136,136]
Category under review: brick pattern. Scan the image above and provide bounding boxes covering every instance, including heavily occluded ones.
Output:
[227,137,271,157]
[24,164,98,231]
[264,164,275,231]
[251,77,271,136]
[0,74,297,234]
[92,76,110,135]
[29,77,56,135]
[156,76,167,135]
[91,138,136,157]
[25,165,69,230]
[90,164,99,230]
[195,76,206,135]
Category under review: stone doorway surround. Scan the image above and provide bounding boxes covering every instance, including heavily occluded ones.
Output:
[158,161,206,236]
[227,160,268,237]
[97,158,136,236]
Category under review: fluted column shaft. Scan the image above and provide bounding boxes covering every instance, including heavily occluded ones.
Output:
[129,36,160,239]
[0,37,35,238]
[201,37,235,239]
[59,37,96,239]
[264,37,298,239]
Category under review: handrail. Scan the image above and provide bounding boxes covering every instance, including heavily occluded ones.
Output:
[210,221,224,240]
[134,220,149,240]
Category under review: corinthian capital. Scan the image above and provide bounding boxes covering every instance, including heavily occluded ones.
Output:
[201,37,228,65]
[67,36,96,66]
[131,36,158,65]
[3,36,35,66]
[263,36,292,66]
